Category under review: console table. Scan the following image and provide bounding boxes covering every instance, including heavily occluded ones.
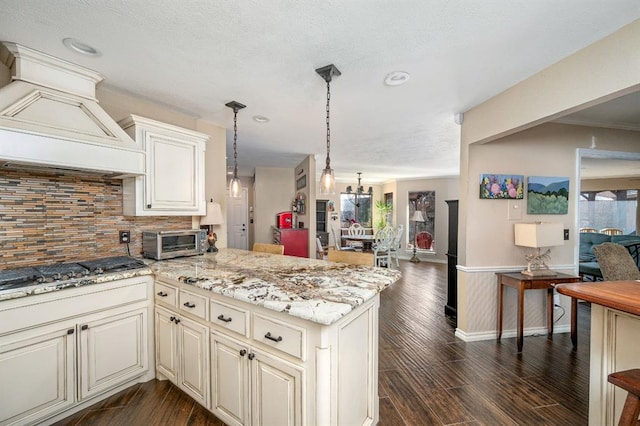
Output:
[496,272,581,352]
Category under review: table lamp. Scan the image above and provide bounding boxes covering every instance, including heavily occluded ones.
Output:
[201,200,224,252]
[514,222,564,276]
[410,210,426,263]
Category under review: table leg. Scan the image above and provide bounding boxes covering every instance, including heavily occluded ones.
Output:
[497,278,503,340]
[517,284,524,352]
[571,297,578,348]
[547,287,554,336]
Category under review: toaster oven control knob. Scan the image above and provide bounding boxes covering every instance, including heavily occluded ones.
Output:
[52,273,62,281]
[95,267,104,275]
[36,276,45,284]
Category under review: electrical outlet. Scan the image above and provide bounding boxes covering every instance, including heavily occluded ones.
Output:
[564,229,570,240]
[119,230,130,244]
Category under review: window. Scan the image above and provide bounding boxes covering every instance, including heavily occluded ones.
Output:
[340,193,372,228]
[408,191,436,250]
[580,190,637,234]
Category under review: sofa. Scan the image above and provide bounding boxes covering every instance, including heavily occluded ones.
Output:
[579,232,640,280]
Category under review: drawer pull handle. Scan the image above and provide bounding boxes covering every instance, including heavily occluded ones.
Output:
[217,314,232,323]
[183,302,196,308]
[264,332,283,342]
[157,291,168,297]
[240,349,247,357]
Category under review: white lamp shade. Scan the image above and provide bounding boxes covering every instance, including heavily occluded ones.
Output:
[514,222,563,248]
[411,210,425,222]
[201,201,224,225]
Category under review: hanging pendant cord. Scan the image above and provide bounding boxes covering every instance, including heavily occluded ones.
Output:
[325,79,331,169]
[233,108,238,178]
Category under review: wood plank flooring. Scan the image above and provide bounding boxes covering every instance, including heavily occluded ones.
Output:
[54,260,589,425]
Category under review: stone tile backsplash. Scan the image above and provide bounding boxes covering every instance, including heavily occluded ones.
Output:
[0,169,192,268]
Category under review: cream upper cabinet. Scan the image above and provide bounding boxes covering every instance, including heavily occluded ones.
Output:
[119,115,208,216]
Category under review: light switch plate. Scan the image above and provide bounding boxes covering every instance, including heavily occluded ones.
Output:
[508,200,522,220]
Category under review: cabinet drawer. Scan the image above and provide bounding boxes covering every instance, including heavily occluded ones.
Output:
[178,290,208,320]
[210,300,249,337]
[253,314,305,360]
[155,282,177,306]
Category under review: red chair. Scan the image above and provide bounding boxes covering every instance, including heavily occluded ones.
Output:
[415,231,433,250]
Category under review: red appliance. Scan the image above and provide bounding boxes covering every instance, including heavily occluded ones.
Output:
[276,211,293,229]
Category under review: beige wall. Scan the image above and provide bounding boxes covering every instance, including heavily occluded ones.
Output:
[295,156,316,257]
[254,167,294,244]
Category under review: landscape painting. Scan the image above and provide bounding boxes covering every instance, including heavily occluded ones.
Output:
[527,176,569,214]
[479,174,524,199]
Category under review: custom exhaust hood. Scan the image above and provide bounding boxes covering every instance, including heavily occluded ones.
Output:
[0,42,144,177]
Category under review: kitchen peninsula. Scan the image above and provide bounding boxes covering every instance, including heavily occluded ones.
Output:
[149,248,401,426]
[556,281,640,425]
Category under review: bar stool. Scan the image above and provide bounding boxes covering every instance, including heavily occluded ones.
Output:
[608,369,640,425]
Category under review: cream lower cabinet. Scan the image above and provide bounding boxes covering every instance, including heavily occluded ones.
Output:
[155,306,209,407]
[0,277,154,426]
[210,331,302,426]
[154,277,380,426]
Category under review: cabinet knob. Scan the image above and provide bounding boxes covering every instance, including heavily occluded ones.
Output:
[248,352,255,360]
[174,318,181,324]
[157,291,168,297]
[217,314,232,323]
[147,204,152,208]
[264,332,283,343]
[239,349,247,357]
[81,324,89,331]
[183,302,196,308]
[67,328,74,335]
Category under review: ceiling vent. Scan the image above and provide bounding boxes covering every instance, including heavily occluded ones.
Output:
[0,42,144,177]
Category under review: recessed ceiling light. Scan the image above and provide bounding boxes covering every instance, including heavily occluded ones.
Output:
[253,115,270,123]
[384,71,410,86]
[62,38,101,57]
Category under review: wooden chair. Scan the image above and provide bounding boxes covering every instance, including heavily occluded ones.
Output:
[607,369,640,426]
[389,225,404,267]
[315,237,326,260]
[415,231,433,250]
[327,250,374,266]
[330,225,355,251]
[252,243,285,255]
[373,226,394,267]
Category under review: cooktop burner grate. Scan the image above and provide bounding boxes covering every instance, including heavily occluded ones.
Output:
[0,267,42,288]
[78,256,147,273]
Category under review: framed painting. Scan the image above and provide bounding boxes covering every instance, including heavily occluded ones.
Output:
[296,175,306,190]
[527,176,569,214]
[480,174,524,199]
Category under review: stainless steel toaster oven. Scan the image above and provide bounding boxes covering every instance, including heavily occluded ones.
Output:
[142,229,207,260]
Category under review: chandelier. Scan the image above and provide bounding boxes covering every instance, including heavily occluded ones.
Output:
[346,172,372,207]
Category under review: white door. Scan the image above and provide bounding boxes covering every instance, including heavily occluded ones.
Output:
[210,331,249,426]
[155,307,178,383]
[177,316,209,408]
[227,187,249,250]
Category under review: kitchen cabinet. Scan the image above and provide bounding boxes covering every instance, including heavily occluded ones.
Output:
[210,331,302,426]
[155,305,210,408]
[272,227,309,258]
[0,276,154,426]
[119,115,208,216]
[154,275,380,426]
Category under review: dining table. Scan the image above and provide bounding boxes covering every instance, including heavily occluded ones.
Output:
[343,234,376,252]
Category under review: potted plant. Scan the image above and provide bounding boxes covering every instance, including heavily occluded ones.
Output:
[374,200,393,231]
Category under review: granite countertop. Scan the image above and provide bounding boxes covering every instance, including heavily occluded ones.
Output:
[0,268,154,302]
[148,248,401,325]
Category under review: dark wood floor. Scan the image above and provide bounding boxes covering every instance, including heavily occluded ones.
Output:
[54,261,590,425]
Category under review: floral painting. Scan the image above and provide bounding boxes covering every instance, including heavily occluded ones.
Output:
[480,174,524,199]
[527,176,569,214]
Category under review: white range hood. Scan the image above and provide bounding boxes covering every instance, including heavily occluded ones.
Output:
[0,42,144,176]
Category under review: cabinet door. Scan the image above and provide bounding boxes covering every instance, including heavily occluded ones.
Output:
[177,316,209,408]
[146,131,202,212]
[250,349,302,426]
[155,307,178,383]
[210,331,250,426]
[78,308,148,400]
[0,325,75,424]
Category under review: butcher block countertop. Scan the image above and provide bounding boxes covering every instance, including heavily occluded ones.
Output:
[556,280,640,316]
[149,248,401,325]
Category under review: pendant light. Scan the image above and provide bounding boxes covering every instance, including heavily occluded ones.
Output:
[316,64,341,195]
[226,101,246,198]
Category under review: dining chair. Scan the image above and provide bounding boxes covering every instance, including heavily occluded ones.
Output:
[327,250,374,266]
[593,242,640,280]
[330,224,355,251]
[315,237,326,260]
[373,226,394,267]
[348,223,365,236]
[389,225,404,267]
[252,242,285,255]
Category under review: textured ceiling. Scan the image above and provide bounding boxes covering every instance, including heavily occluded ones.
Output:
[0,1,638,184]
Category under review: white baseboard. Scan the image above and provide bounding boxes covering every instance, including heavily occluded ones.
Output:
[455,324,570,342]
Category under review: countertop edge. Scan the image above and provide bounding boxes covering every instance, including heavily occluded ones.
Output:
[556,281,640,316]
